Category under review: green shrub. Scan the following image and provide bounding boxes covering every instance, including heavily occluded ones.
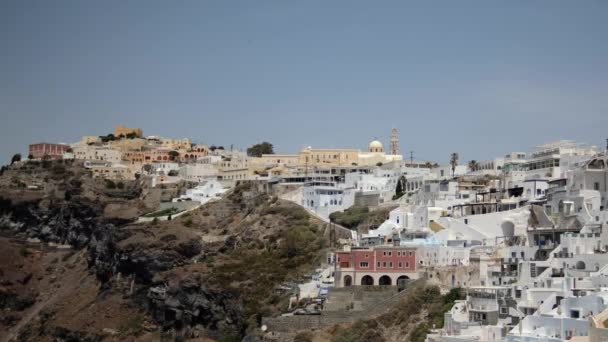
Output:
[105,180,116,189]
[329,206,371,229]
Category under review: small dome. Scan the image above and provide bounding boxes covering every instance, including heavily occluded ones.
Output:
[369,140,384,153]
[369,140,383,148]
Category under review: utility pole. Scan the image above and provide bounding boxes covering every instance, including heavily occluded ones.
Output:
[410,151,414,167]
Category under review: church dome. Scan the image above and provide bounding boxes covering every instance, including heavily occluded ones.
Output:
[369,140,384,153]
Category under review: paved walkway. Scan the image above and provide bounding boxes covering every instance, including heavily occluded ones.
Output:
[298,265,333,299]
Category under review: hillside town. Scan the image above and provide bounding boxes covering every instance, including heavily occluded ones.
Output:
[11,126,608,342]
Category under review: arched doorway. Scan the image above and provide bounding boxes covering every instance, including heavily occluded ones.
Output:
[344,275,353,287]
[361,275,374,286]
[576,261,586,270]
[396,276,409,291]
[379,275,392,286]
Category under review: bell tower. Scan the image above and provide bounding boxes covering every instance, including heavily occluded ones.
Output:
[390,128,400,155]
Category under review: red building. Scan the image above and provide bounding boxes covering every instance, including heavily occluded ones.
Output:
[28,143,70,160]
[335,246,419,287]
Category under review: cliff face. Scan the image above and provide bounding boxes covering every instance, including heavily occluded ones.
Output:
[0,161,327,341]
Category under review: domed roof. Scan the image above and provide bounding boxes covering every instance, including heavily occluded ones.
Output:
[369,140,383,149]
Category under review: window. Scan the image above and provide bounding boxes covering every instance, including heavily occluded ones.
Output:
[389,262,393,268]
[388,251,392,256]
[399,262,403,268]
[501,307,508,315]
[406,262,410,268]
[383,262,387,268]
[397,252,401,256]
[409,251,414,256]
[360,262,369,268]
[383,252,387,256]
[365,254,369,258]
[595,182,601,191]
[377,262,380,268]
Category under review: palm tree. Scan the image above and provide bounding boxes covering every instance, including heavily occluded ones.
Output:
[450,153,459,177]
[468,160,479,172]
[424,161,433,169]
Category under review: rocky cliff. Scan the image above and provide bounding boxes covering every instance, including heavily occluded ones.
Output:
[0,160,327,341]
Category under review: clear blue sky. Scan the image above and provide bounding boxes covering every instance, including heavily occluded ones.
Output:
[1,1,607,164]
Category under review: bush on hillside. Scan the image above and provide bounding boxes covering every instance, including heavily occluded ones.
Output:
[329,206,371,229]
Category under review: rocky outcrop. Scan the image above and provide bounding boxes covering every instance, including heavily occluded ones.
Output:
[0,196,245,338]
[0,198,105,249]
[146,273,245,337]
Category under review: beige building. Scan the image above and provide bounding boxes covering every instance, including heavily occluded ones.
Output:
[161,138,192,150]
[114,125,143,138]
[72,145,122,163]
[298,147,360,167]
[79,136,101,145]
[109,138,147,152]
[86,161,135,181]
[296,141,402,168]
[218,153,251,181]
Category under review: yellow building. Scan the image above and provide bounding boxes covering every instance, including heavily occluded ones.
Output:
[298,147,360,167]
[160,138,192,150]
[114,125,143,138]
[218,153,252,181]
[109,138,147,153]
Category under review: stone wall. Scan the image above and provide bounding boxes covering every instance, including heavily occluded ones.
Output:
[262,282,423,333]
[354,191,380,208]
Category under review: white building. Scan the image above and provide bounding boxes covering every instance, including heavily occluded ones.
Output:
[179,162,219,183]
[173,179,227,204]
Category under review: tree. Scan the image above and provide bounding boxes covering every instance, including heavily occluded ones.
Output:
[394,175,406,200]
[27,154,34,160]
[142,164,153,174]
[168,170,178,176]
[209,145,217,151]
[10,153,21,165]
[468,160,479,172]
[424,161,433,169]
[246,142,274,157]
[99,133,116,143]
[450,153,459,178]
[168,150,179,160]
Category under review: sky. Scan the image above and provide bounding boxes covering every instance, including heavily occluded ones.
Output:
[1,1,607,165]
